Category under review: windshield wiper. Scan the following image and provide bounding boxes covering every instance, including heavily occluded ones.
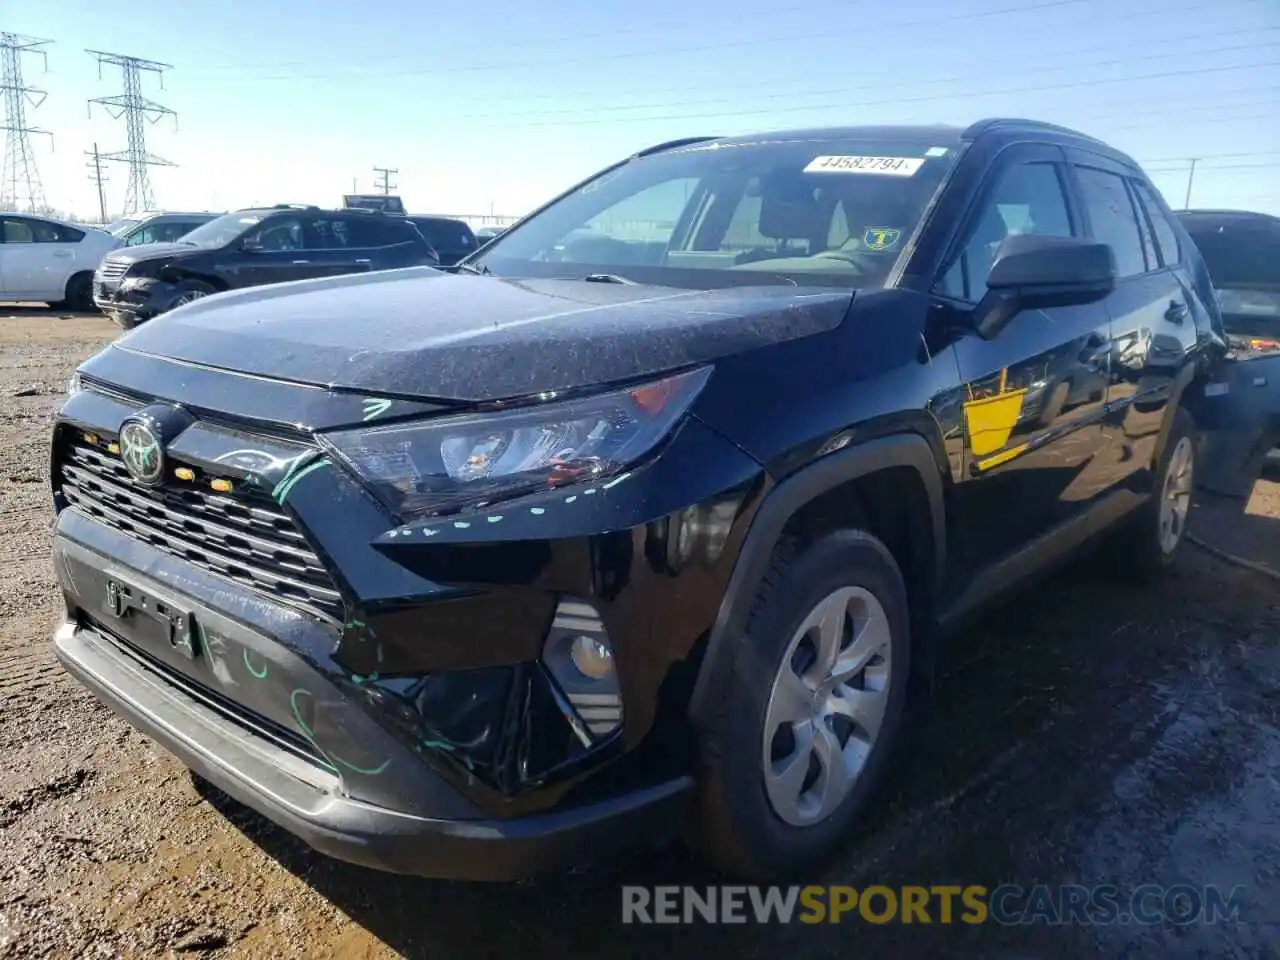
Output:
[583,273,638,285]
[454,261,491,276]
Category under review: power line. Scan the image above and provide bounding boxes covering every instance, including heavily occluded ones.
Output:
[85,142,109,224]
[0,32,52,213]
[373,166,398,195]
[239,0,1105,81]
[428,31,1278,125]
[87,49,178,215]
[452,58,1280,130]
[274,0,1265,105]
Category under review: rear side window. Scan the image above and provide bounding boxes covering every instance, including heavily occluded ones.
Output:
[1131,181,1180,266]
[1075,166,1147,278]
[413,219,475,249]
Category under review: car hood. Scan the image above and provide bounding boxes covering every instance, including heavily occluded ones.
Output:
[102,241,206,265]
[114,267,854,402]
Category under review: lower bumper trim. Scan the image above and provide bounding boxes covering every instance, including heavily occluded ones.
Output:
[54,619,693,880]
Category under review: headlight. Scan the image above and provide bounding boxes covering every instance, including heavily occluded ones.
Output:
[67,373,82,396]
[321,367,711,520]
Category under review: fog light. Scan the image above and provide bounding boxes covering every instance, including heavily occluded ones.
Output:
[541,598,624,742]
[570,634,615,679]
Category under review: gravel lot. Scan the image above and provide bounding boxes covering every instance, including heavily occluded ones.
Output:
[0,308,1277,959]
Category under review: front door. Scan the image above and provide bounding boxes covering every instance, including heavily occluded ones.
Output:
[0,216,75,301]
[933,145,1113,567]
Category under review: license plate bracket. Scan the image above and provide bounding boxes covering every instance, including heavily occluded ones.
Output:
[102,572,200,660]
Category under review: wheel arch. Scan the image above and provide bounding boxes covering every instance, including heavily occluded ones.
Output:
[686,431,946,727]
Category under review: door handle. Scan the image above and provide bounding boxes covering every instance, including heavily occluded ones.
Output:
[292,259,310,265]
[355,258,371,264]
[53,249,73,258]
[1165,300,1188,324]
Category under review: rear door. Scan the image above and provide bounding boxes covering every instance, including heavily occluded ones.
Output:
[1064,151,1197,497]
[935,143,1114,566]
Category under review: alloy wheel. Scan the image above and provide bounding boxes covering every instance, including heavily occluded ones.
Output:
[1159,436,1194,554]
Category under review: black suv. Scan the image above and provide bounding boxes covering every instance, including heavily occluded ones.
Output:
[92,205,437,328]
[51,119,1224,882]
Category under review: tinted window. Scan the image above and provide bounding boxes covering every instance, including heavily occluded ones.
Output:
[1132,182,1179,266]
[473,136,959,290]
[306,217,352,249]
[938,161,1074,302]
[343,216,419,247]
[412,219,475,250]
[1075,166,1147,278]
[1130,183,1158,272]
[248,217,304,251]
[2,217,72,243]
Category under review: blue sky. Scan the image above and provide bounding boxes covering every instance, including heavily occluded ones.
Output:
[9,0,1280,219]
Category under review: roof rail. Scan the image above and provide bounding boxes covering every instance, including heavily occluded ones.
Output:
[634,136,720,158]
[962,117,1107,146]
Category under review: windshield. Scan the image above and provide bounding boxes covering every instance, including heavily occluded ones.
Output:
[177,212,265,249]
[472,136,959,290]
[1182,221,1280,295]
[105,218,139,236]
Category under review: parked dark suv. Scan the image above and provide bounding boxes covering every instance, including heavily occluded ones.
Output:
[92,205,438,328]
[51,119,1224,882]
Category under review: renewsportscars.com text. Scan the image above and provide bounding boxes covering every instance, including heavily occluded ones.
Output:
[621,884,1248,925]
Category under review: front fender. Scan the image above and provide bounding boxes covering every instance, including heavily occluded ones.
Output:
[686,432,946,726]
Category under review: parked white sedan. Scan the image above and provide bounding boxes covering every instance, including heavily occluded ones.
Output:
[1,213,122,310]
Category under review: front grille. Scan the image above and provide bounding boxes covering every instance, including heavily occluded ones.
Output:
[58,433,344,621]
[95,256,130,284]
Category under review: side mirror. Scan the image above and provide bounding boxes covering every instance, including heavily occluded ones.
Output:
[974,234,1117,339]
[240,235,263,253]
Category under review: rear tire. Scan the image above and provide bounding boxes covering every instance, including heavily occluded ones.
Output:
[1108,407,1196,581]
[692,530,910,880]
[59,272,95,312]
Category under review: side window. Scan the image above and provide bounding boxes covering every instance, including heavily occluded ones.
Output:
[582,178,700,245]
[1128,181,1159,272]
[127,225,158,246]
[306,218,350,249]
[56,224,85,243]
[2,218,63,243]
[340,217,388,248]
[2,218,36,243]
[249,217,303,251]
[937,161,1074,302]
[1074,166,1147,278]
[720,189,769,253]
[1132,181,1180,266]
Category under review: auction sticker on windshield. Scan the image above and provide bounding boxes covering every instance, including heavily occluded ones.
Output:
[803,155,925,176]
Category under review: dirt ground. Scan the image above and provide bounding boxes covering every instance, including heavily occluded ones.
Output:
[0,309,1277,959]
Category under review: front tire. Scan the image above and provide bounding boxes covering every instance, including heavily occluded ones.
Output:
[693,530,910,880]
[169,279,216,309]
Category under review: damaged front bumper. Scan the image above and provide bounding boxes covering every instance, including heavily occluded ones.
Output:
[49,371,763,877]
[93,277,191,326]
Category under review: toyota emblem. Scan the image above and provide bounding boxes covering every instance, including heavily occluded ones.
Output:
[119,419,164,485]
